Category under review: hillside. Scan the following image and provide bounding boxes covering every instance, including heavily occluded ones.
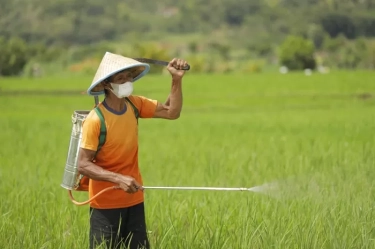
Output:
[1,0,374,47]
[0,0,374,76]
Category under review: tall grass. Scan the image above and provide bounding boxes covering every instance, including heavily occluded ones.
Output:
[1,71,375,248]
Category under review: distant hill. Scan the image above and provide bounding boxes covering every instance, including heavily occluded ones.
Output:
[1,0,374,47]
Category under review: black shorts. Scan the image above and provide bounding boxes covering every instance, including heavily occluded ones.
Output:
[89,202,150,249]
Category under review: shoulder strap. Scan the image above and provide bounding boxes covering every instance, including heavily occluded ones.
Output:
[125,97,139,123]
[92,98,138,158]
[94,106,106,155]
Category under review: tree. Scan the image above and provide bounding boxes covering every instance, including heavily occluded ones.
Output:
[278,35,317,70]
[0,36,29,76]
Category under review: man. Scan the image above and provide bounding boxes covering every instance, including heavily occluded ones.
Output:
[77,52,188,249]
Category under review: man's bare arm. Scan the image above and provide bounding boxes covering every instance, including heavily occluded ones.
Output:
[77,148,142,193]
[78,148,119,182]
[153,77,182,120]
[164,94,171,106]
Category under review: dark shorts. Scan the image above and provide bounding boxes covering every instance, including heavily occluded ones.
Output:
[89,202,150,249]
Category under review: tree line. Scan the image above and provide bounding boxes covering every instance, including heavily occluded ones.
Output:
[0,0,374,46]
[0,0,374,76]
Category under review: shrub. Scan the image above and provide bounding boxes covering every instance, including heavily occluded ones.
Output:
[0,36,29,76]
[278,35,316,70]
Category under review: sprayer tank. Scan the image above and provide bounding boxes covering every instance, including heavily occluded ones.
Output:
[60,110,90,190]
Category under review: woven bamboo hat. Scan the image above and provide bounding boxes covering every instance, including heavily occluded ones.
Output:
[87,52,150,96]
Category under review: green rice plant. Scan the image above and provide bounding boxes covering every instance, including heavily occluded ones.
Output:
[0,71,374,248]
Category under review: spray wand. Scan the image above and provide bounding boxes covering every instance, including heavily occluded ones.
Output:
[68,185,259,206]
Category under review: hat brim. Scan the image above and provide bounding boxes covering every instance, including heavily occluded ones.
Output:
[87,63,150,96]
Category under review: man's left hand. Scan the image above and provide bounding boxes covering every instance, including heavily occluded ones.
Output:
[167,58,188,79]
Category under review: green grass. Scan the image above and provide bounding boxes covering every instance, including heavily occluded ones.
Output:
[1,70,375,248]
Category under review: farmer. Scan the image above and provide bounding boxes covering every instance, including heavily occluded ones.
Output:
[78,52,188,249]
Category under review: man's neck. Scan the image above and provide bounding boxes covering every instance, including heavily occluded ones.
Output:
[104,95,126,112]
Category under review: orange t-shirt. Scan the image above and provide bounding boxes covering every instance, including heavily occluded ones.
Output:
[80,95,158,209]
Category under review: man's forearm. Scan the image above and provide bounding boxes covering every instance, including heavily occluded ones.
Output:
[78,161,119,184]
[164,94,171,106]
[167,77,183,118]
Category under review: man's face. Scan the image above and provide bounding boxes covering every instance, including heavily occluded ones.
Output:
[110,69,135,84]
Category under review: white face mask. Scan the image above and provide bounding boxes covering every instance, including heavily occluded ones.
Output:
[109,81,133,98]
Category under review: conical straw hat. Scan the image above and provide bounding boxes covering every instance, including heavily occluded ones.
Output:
[87,52,150,96]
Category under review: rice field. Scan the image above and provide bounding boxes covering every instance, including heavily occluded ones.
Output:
[1,71,375,249]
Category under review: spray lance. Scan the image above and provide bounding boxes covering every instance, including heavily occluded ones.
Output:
[68,186,262,206]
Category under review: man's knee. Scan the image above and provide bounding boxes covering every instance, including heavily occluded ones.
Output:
[89,208,123,249]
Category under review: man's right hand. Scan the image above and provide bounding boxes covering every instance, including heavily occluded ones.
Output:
[114,174,143,194]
